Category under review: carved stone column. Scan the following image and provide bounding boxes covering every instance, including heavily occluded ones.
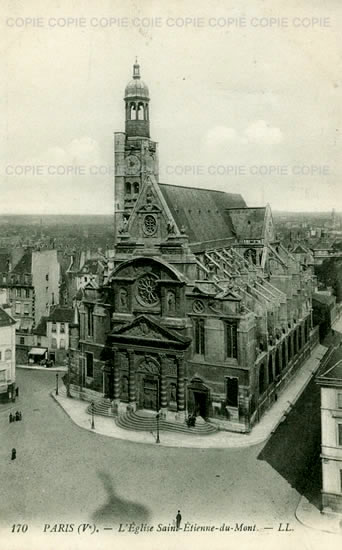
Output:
[111,347,120,414]
[113,348,120,401]
[128,349,136,411]
[159,353,168,417]
[176,355,186,421]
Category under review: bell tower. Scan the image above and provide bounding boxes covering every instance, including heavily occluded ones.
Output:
[114,60,159,244]
[124,59,150,138]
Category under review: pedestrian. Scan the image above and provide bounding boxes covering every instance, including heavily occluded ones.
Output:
[176,510,182,530]
[9,413,13,423]
[19,411,22,421]
[15,411,20,421]
[11,448,16,461]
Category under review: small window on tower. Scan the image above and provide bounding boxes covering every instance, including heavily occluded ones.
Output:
[133,182,139,194]
[125,182,131,195]
[137,103,144,120]
[130,103,136,120]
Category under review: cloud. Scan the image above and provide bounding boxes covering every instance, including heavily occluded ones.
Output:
[0,136,113,213]
[244,120,283,145]
[206,120,283,148]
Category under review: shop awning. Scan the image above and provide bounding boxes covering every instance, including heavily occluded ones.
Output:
[28,347,47,356]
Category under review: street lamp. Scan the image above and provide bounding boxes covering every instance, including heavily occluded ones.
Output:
[55,373,59,396]
[66,353,71,398]
[156,379,160,444]
[91,401,95,430]
[156,411,160,444]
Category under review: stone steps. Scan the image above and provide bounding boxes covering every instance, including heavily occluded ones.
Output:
[115,411,218,435]
[57,388,217,433]
[57,387,115,418]
[86,400,115,418]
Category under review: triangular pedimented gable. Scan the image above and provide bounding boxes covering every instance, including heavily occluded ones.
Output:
[191,281,220,296]
[125,174,181,242]
[110,314,191,350]
[84,280,99,290]
[215,289,241,301]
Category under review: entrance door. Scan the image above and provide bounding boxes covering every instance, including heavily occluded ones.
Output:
[105,372,114,399]
[188,378,210,419]
[193,390,209,419]
[143,377,158,410]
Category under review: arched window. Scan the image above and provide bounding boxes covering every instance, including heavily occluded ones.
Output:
[268,354,273,383]
[244,248,256,265]
[130,103,136,120]
[133,182,139,194]
[287,336,292,361]
[259,363,266,395]
[282,341,286,369]
[125,181,131,195]
[299,326,303,350]
[5,349,12,361]
[294,330,298,355]
[193,318,205,356]
[306,319,310,340]
[137,103,144,120]
[275,349,280,377]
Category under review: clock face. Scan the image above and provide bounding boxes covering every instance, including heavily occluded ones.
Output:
[125,154,141,175]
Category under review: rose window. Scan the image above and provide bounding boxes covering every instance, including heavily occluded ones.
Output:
[137,275,159,306]
[193,299,205,314]
[144,214,157,235]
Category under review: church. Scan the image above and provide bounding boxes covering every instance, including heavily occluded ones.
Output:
[69,61,318,432]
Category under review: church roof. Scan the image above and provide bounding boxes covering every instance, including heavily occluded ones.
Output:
[159,183,246,247]
[0,307,16,327]
[124,61,149,100]
[125,79,149,99]
[227,207,267,241]
[291,243,309,254]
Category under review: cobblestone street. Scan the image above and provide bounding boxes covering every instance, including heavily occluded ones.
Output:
[0,368,321,532]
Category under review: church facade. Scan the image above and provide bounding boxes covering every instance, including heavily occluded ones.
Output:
[69,61,318,432]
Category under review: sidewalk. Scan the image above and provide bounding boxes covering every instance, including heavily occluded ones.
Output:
[296,496,342,535]
[51,344,327,449]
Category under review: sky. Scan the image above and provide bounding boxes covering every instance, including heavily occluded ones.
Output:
[1,0,341,214]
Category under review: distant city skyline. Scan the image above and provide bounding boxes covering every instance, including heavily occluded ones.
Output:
[1,0,341,214]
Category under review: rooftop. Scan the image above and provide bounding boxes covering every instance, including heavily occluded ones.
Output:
[159,183,246,248]
[227,207,267,241]
[33,316,48,336]
[13,250,32,274]
[313,293,336,307]
[0,307,16,327]
[48,307,74,324]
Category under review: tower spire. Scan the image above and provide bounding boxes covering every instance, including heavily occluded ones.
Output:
[133,58,140,79]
